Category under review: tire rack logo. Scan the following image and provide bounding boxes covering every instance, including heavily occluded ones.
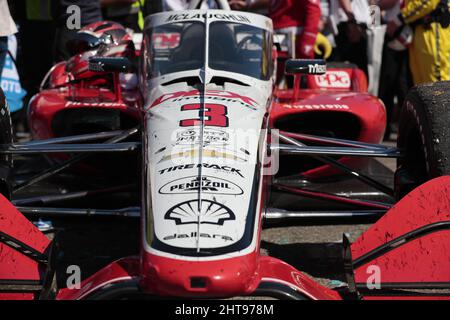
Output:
[159,175,243,195]
[175,128,229,146]
[158,163,244,178]
[165,199,235,225]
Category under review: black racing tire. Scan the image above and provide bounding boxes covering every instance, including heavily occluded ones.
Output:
[395,81,450,199]
[0,88,13,199]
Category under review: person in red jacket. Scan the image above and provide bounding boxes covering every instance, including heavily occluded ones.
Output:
[229,0,321,59]
[269,0,321,58]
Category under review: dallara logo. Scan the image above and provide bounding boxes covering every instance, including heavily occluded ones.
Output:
[165,199,235,225]
[159,176,243,195]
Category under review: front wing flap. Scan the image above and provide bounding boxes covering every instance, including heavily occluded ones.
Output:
[350,176,450,299]
[0,194,52,299]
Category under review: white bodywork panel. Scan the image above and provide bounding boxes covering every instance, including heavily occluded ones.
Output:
[141,10,274,259]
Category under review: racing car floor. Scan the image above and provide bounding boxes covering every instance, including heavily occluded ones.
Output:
[10,139,397,295]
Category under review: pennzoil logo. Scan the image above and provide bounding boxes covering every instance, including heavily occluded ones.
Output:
[165,199,235,225]
[175,128,229,146]
[159,176,243,195]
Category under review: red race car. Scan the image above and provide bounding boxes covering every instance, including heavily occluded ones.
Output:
[0,8,450,300]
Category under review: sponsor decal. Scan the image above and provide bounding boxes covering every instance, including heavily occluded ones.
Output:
[158,148,248,163]
[165,199,235,225]
[158,163,244,177]
[179,103,229,128]
[175,128,229,146]
[308,63,326,74]
[280,103,350,110]
[163,232,233,242]
[314,71,351,89]
[149,90,258,109]
[159,175,243,195]
[166,13,251,23]
[65,101,125,107]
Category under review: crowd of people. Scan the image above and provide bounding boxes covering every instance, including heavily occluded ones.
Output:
[0,0,449,140]
[231,0,450,138]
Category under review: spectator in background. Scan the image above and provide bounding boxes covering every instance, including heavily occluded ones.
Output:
[228,0,269,13]
[100,0,165,32]
[378,0,412,139]
[388,0,450,85]
[328,0,371,75]
[229,0,321,59]
[318,0,330,32]
[11,0,56,99]
[270,0,322,59]
[101,0,146,32]
[53,0,103,62]
[162,0,219,10]
[0,0,18,74]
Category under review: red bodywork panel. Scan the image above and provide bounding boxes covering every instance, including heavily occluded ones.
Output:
[352,176,450,295]
[140,252,261,298]
[258,256,341,300]
[55,254,342,300]
[56,257,140,300]
[0,194,51,300]
[271,88,386,179]
[28,87,140,140]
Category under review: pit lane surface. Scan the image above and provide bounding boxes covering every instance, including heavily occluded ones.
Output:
[11,137,397,296]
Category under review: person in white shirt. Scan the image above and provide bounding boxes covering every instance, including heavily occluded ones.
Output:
[378,0,412,140]
[328,0,372,75]
[0,0,18,73]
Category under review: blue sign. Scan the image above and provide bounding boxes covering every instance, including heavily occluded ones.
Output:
[1,36,26,113]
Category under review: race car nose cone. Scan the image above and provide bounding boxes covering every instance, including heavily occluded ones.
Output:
[140,252,260,297]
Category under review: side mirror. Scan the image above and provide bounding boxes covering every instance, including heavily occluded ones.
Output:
[285,59,327,75]
[88,57,133,73]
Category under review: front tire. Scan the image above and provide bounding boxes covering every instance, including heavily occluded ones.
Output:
[395,81,450,199]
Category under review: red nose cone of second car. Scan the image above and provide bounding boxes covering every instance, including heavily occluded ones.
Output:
[140,252,261,298]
